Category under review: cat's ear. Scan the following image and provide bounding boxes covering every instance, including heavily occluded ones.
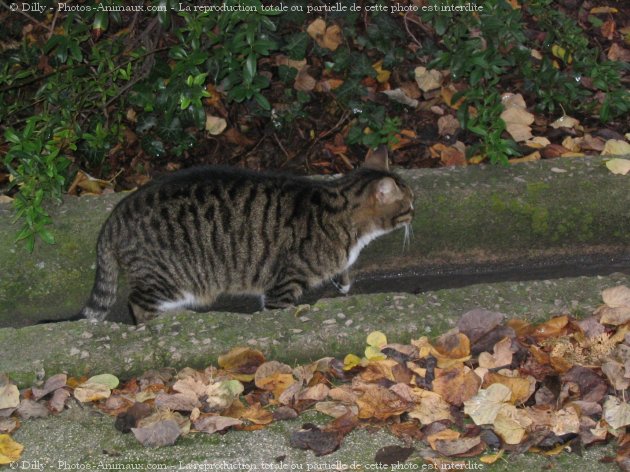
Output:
[364,145,390,171]
[374,177,398,204]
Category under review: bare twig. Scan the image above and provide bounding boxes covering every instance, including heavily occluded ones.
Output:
[48,8,59,40]
[273,132,291,162]
[403,12,423,49]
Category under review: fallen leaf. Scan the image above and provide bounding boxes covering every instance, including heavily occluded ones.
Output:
[483,371,536,405]
[193,415,242,434]
[86,373,119,390]
[427,428,461,449]
[590,6,618,14]
[0,384,19,410]
[306,19,342,51]
[463,383,511,425]
[438,115,460,136]
[0,418,18,434]
[155,391,200,412]
[132,419,181,447]
[435,436,481,457]
[205,380,244,411]
[493,403,531,444]
[17,399,49,419]
[480,450,504,464]
[242,403,273,425]
[608,43,630,62]
[290,425,341,456]
[73,382,111,403]
[315,401,358,419]
[550,115,580,130]
[605,158,630,176]
[32,373,67,400]
[218,347,265,382]
[205,115,227,135]
[374,445,415,465]
[255,361,295,398]
[602,286,630,307]
[372,60,391,84]
[602,140,630,157]
[0,434,23,464]
[432,365,481,406]
[604,396,630,429]
[414,67,442,92]
[409,389,454,424]
[478,337,513,369]
[381,89,419,108]
[602,361,630,390]
[115,402,153,433]
[294,66,317,92]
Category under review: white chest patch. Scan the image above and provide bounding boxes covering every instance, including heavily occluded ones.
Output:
[345,228,388,270]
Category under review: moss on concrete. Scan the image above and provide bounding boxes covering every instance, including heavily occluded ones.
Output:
[1,273,627,389]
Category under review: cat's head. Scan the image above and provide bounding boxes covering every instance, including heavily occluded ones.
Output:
[349,146,415,236]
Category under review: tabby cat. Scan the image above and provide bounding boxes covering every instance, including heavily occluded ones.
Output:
[80,146,414,324]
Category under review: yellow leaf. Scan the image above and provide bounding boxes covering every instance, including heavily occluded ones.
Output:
[343,353,361,371]
[372,60,391,84]
[480,450,504,464]
[551,44,573,64]
[590,6,618,14]
[365,346,386,361]
[205,115,227,135]
[605,158,630,175]
[367,331,387,347]
[602,140,630,157]
[0,434,23,464]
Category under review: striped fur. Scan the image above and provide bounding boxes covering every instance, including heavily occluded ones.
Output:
[80,148,414,323]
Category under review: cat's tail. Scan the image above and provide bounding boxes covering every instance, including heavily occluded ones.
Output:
[80,241,119,321]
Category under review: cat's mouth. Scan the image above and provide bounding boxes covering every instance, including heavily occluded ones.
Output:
[395,209,414,226]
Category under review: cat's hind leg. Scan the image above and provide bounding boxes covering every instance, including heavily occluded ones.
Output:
[264,275,307,309]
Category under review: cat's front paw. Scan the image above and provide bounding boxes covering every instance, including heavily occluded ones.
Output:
[331,271,351,295]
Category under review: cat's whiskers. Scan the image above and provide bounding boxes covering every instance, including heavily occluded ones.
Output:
[402,222,412,252]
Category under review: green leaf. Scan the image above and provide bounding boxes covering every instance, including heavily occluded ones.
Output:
[244,54,256,83]
[253,92,270,110]
[38,228,55,245]
[86,374,119,389]
[4,129,20,144]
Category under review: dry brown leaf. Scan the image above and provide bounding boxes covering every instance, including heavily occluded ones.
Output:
[550,115,580,130]
[483,371,536,405]
[437,115,460,136]
[132,419,181,447]
[432,365,481,406]
[356,385,412,420]
[434,436,481,457]
[478,337,513,369]
[409,389,454,425]
[427,428,460,450]
[193,415,242,434]
[294,67,317,92]
[218,347,265,382]
[241,403,273,425]
[414,67,442,92]
[463,383,511,425]
[604,396,630,429]
[73,383,111,403]
[608,43,630,62]
[306,19,342,51]
[493,403,531,444]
